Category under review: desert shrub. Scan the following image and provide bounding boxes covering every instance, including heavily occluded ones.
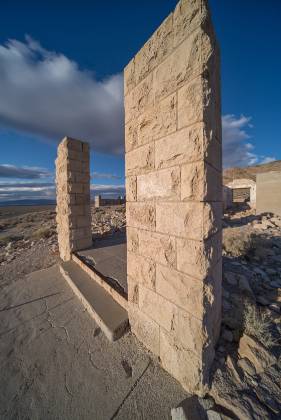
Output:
[223,227,253,257]
[32,227,53,239]
[0,234,23,246]
[243,303,277,348]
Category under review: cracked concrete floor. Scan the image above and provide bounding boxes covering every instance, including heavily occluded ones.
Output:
[0,264,187,419]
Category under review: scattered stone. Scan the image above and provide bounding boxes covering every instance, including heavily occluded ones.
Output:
[207,410,221,420]
[238,334,276,373]
[198,396,215,411]
[171,407,187,420]
[237,358,256,376]
[226,355,243,384]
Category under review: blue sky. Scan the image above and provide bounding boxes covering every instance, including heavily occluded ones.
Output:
[0,0,280,202]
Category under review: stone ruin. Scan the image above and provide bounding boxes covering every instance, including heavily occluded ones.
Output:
[56,0,222,395]
[56,137,92,261]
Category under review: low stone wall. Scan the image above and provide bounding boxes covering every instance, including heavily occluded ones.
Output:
[56,137,92,261]
[256,171,281,216]
[225,179,256,208]
[94,195,125,208]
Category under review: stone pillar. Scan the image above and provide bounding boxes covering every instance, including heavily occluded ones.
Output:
[56,137,92,261]
[124,0,222,395]
[95,195,101,208]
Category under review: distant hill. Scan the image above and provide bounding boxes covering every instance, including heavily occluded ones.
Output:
[223,160,281,184]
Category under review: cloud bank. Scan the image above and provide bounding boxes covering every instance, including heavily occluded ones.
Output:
[222,114,275,168]
[0,36,276,173]
[0,181,124,202]
[0,164,52,179]
[0,36,124,154]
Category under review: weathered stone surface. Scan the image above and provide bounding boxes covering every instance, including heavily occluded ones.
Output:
[181,161,221,202]
[56,137,92,261]
[129,304,160,355]
[125,0,221,395]
[137,167,180,201]
[139,285,175,332]
[155,123,221,171]
[238,334,276,373]
[154,27,212,102]
[127,251,156,290]
[156,202,202,240]
[160,329,207,395]
[173,0,208,47]
[126,143,154,176]
[134,13,174,85]
[156,264,209,317]
[126,202,155,231]
[125,73,154,123]
[125,176,137,202]
[127,228,176,268]
[176,233,221,278]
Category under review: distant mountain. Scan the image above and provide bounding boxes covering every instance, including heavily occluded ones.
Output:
[223,160,281,184]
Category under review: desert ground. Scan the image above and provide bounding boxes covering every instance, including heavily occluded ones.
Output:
[0,204,280,419]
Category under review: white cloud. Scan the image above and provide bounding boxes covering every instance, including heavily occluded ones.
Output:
[0,36,124,154]
[91,172,121,180]
[259,156,276,164]
[0,180,125,202]
[222,114,275,168]
[0,164,52,178]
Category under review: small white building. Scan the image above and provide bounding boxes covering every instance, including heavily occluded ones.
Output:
[225,178,256,208]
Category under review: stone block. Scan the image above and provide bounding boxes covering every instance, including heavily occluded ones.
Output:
[125,73,154,123]
[154,27,212,102]
[156,202,203,240]
[126,176,137,202]
[160,329,207,395]
[75,173,90,184]
[173,306,214,360]
[138,285,175,332]
[68,159,82,172]
[173,0,209,48]
[75,193,90,205]
[129,304,160,355]
[176,232,221,279]
[155,123,221,171]
[61,137,83,151]
[74,236,92,250]
[181,161,221,202]
[156,265,205,317]
[128,228,176,268]
[137,93,177,146]
[124,58,135,97]
[127,251,156,290]
[127,227,139,253]
[126,202,155,231]
[203,202,222,239]
[76,215,91,228]
[127,278,139,305]
[137,167,180,201]
[126,143,154,176]
[134,13,173,85]
[68,183,84,194]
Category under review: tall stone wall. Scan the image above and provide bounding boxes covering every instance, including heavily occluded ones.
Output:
[124,0,222,394]
[56,137,92,261]
[256,172,281,216]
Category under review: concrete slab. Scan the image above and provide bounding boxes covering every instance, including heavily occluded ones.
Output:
[0,264,188,419]
[77,232,127,294]
[60,260,129,341]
